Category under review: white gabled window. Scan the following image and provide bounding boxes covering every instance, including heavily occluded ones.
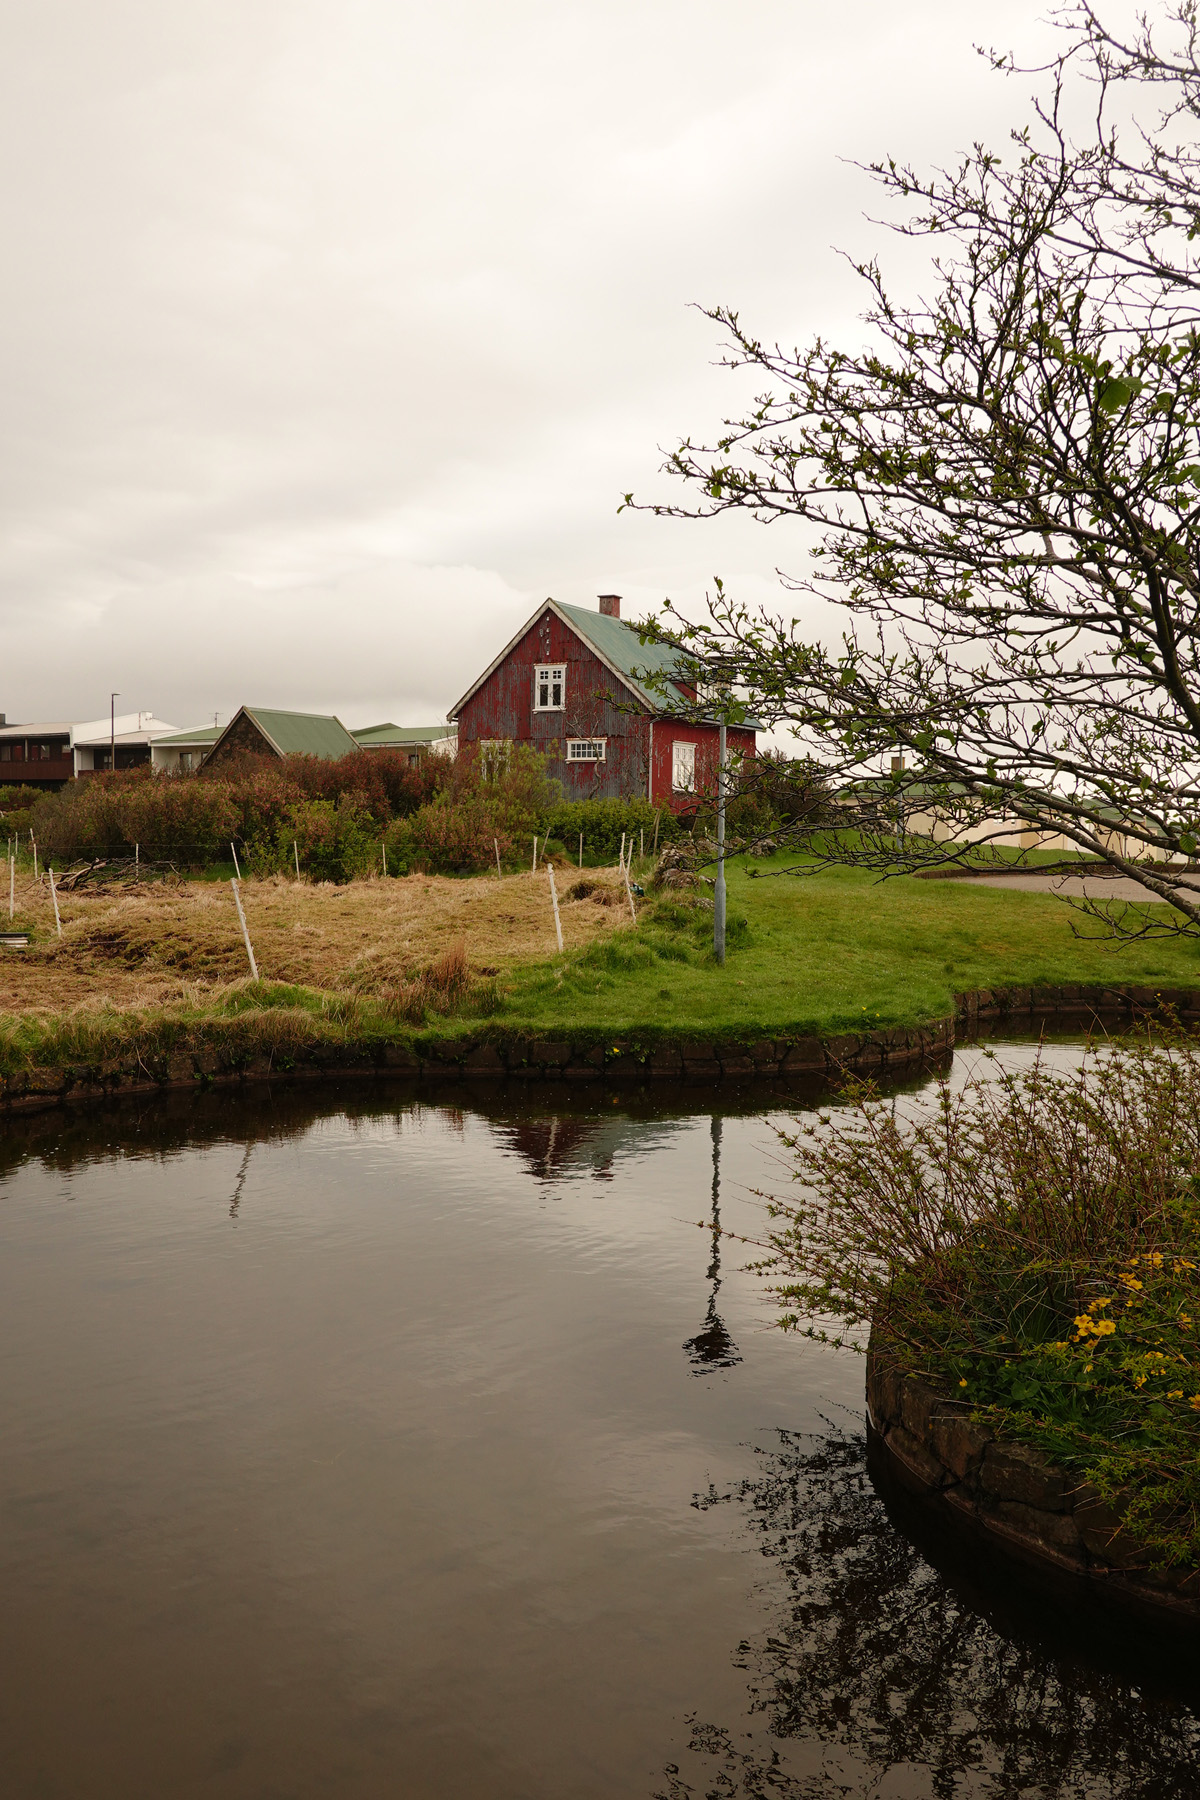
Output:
[672,740,696,793]
[566,738,606,762]
[534,664,565,711]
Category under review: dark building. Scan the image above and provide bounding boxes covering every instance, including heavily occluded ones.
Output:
[202,707,360,771]
[448,594,756,807]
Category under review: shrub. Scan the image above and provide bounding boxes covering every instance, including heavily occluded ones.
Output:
[251,797,379,883]
[757,1035,1200,1566]
[271,749,448,822]
[31,770,240,863]
[543,797,679,863]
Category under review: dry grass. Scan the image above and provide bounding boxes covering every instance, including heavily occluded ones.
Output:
[0,866,631,1018]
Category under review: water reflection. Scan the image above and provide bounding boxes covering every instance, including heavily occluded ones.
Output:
[660,1431,1200,1800]
[1,1056,1195,1799]
[683,1117,741,1375]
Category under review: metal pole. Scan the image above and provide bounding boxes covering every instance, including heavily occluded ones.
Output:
[714,722,726,965]
[230,841,241,880]
[230,879,259,980]
[49,867,62,937]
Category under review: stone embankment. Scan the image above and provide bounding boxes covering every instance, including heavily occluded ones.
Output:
[1,981,1198,1115]
[867,1351,1200,1622]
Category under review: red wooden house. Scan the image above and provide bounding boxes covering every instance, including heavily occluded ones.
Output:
[448,594,756,809]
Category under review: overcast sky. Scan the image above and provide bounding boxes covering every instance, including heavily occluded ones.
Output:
[1,0,1075,733]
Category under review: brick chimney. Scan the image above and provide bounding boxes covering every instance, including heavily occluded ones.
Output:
[597,593,621,618]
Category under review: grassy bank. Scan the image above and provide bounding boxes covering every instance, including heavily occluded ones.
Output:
[498,855,1200,1037]
[2,854,1200,1073]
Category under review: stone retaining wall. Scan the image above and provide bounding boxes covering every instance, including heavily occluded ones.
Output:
[0,981,1196,1117]
[867,1350,1200,1623]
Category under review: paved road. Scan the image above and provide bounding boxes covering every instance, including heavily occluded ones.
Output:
[958,872,1192,904]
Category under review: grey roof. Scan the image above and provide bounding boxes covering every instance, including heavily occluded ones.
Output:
[150,724,223,747]
[0,721,74,735]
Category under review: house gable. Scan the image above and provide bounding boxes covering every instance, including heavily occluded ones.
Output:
[204,706,359,770]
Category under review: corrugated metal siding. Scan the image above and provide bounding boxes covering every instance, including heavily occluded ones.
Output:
[649,723,758,812]
[457,609,652,799]
[457,606,758,804]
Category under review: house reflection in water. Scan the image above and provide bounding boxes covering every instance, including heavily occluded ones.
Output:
[491,1108,740,1371]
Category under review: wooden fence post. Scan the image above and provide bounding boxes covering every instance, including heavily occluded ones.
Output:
[548,864,563,952]
[494,836,502,878]
[622,859,637,923]
[578,832,583,869]
[48,867,62,938]
[293,840,301,880]
[230,841,241,880]
[230,879,259,980]
[532,835,538,874]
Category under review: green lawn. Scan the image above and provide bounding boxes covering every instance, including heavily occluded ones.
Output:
[495,856,1200,1038]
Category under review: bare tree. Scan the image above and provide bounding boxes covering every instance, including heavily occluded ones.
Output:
[631,3,1200,937]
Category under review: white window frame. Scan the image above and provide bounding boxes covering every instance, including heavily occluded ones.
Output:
[534,664,566,711]
[566,738,606,763]
[672,740,696,793]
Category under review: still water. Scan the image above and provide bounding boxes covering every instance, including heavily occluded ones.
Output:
[0,1056,1197,1800]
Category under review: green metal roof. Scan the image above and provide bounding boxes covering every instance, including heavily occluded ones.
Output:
[556,602,763,729]
[150,724,222,747]
[242,707,360,760]
[351,722,456,746]
[555,603,689,708]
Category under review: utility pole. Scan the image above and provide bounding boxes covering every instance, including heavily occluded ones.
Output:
[110,692,119,773]
[714,720,726,965]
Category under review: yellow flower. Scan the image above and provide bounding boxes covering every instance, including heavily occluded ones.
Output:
[1089,1296,1114,1312]
[1074,1314,1095,1336]
[1151,1253,1164,1268]
[1118,1274,1144,1290]
[1084,1363,1094,1373]
[1190,1394,1200,1410]
[1092,1320,1116,1336]
[959,1378,968,1387]
[1134,1374,1148,1388]
[1168,1390,1184,1400]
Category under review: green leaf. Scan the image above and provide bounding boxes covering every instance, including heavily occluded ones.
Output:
[1098,376,1144,414]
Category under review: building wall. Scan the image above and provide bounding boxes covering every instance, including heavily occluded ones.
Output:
[456,610,758,806]
[648,722,758,812]
[456,610,651,800]
[204,712,278,772]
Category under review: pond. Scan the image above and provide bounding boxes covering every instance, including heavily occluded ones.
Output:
[0,1050,1198,1799]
